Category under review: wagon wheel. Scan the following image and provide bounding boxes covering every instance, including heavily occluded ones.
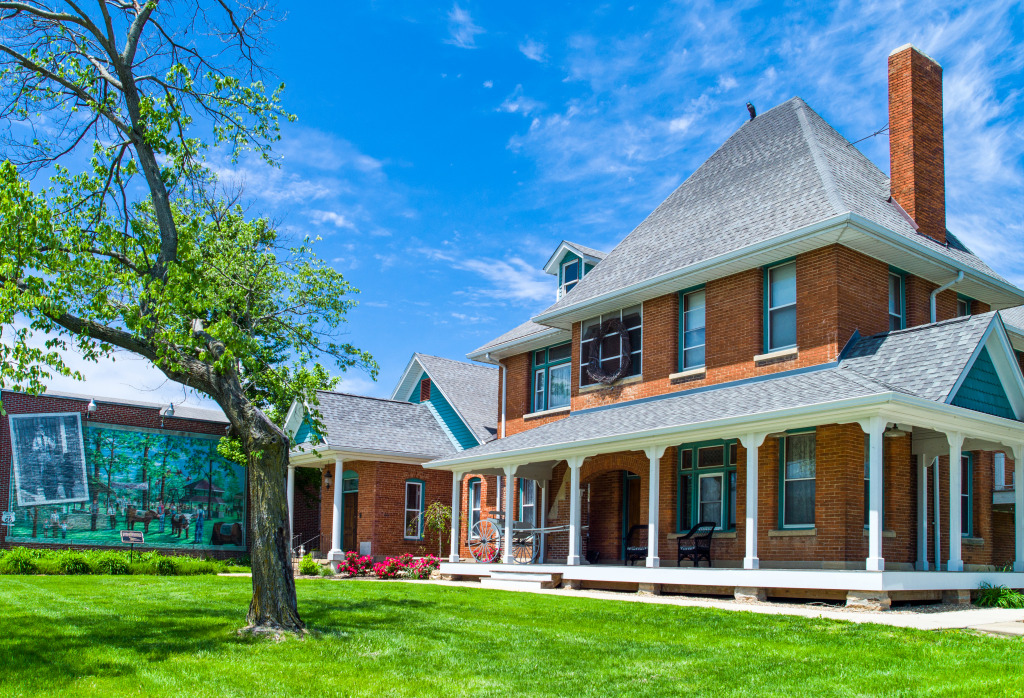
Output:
[512,532,537,565]
[469,519,502,563]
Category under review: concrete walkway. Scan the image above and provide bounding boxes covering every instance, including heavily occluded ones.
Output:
[404,578,1024,634]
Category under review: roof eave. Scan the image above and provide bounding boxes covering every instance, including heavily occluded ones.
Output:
[467,327,572,363]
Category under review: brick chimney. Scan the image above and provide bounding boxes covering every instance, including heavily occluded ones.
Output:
[888,44,945,244]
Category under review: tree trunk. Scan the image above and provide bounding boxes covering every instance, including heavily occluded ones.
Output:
[243,429,303,634]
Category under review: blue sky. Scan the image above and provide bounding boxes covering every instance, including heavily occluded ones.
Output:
[46,0,1024,407]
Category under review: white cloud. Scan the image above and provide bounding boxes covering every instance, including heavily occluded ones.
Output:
[499,85,545,116]
[444,4,484,49]
[308,210,357,230]
[519,38,547,62]
[483,80,493,89]
[419,248,552,304]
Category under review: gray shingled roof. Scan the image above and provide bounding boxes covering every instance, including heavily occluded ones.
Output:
[838,313,993,402]
[414,354,499,443]
[471,319,567,356]
[540,97,1007,316]
[428,314,1003,464]
[563,241,607,261]
[999,306,1024,333]
[9,388,228,423]
[314,390,456,459]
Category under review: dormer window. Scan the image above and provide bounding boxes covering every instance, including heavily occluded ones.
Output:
[561,258,581,298]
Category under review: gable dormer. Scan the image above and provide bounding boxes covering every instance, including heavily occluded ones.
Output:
[542,241,606,300]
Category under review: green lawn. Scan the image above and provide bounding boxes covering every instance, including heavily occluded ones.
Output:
[0,577,1021,697]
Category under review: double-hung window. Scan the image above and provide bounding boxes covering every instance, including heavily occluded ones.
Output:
[995,452,1006,490]
[957,297,971,317]
[518,479,537,526]
[678,441,737,531]
[404,480,425,539]
[780,432,816,528]
[468,479,482,539]
[888,272,905,331]
[961,453,972,537]
[561,258,581,297]
[532,343,572,412]
[765,261,797,351]
[580,305,642,387]
[680,289,706,370]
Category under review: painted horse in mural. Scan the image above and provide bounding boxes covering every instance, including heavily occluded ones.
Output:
[125,507,158,533]
[170,513,191,539]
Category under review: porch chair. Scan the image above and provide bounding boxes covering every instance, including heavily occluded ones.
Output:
[623,524,648,566]
[677,521,716,567]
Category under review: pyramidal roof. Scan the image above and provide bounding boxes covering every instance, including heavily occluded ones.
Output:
[539,97,1006,316]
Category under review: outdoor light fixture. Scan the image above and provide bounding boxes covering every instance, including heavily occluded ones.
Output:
[324,469,333,489]
[161,402,175,427]
[86,399,97,418]
[884,424,909,438]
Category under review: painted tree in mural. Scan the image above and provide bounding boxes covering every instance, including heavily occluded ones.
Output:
[0,2,375,634]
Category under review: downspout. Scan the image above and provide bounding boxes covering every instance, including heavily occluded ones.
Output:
[487,353,507,439]
[929,271,964,323]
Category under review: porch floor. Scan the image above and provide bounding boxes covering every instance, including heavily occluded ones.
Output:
[440,561,1024,593]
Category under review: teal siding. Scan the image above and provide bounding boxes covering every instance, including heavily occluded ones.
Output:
[952,348,1016,419]
[408,371,479,450]
[293,419,320,444]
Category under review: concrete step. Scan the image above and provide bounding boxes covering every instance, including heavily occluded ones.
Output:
[480,570,562,590]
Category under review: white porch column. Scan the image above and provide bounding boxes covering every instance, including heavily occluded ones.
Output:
[566,456,584,566]
[502,465,516,564]
[861,417,885,571]
[946,431,964,572]
[328,458,344,561]
[539,480,548,564]
[933,456,941,569]
[916,454,929,571]
[1014,445,1024,573]
[739,433,767,570]
[286,465,295,554]
[449,472,462,563]
[645,445,668,568]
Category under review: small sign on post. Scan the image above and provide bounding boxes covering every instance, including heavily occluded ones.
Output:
[120,530,144,561]
[1,511,14,527]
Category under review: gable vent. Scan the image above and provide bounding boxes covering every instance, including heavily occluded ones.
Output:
[419,378,431,402]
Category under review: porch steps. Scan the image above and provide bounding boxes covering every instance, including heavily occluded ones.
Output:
[480,570,562,591]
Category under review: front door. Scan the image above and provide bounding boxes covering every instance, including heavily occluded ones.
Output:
[343,492,358,552]
[621,473,642,558]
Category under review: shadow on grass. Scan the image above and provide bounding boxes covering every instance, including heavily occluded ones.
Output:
[0,578,449,689]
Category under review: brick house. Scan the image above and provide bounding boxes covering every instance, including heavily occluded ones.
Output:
[0,389,246,557]
[286,354,497,561]
[421,45,1024,607]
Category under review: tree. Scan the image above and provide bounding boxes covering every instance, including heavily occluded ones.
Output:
[423,501,452,558]
[0,2,375,634]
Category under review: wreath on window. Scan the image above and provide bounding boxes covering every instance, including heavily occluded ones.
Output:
[585,318,632,384]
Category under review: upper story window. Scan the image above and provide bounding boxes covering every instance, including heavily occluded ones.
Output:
[680,289,706,370]
[532,343,572,413]
[580,305,642,387]
[957,296,971,318]
[888,272,905,331]
[560,258,581,297]
[765,261,797,352]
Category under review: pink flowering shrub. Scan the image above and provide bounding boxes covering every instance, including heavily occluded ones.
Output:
[336,551,373,577]
[407,554,440,580]
[373,556,406,579]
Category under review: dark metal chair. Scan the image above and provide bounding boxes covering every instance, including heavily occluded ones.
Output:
[623,524,648,566]
[677,521,716,567]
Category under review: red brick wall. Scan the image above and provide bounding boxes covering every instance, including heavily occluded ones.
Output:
[0,390,241,558]
[888,45,945,244]
[318,461,453,560]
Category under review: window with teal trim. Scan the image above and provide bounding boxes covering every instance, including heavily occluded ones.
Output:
[580,305,642,387]
[780,432,815,528]
[681,289,706,369]
[765,261,796,351]
[888,272,905,331]
[518,479,537,526]
[961,453,972,537]
[467,478,482,540]
[561,258,581,297]
[678,441,737,530]
[957,296,971,318]
[404,479,425,539]
[532,343,571,412]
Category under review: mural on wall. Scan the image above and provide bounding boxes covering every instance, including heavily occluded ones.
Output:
[6,415,246,550]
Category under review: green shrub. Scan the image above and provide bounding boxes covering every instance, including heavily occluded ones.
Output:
[0,547,37,575]
[57,551,92,575]
[976,583,1024,609]
[94,552,131,575]
[298,553,319,576]
[318,563,335,577]
[155,555,179,576]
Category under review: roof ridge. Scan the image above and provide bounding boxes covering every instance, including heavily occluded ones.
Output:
[795,99,846,215]
[315,389,415,405]
[859,312,991,341]
[415,353,497,370]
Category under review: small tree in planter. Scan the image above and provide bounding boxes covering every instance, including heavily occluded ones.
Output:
[423,502,452,557]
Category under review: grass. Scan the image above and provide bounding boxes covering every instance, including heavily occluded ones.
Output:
[0,577,1022,697]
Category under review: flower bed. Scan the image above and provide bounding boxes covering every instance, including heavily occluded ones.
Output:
[333,551,439,580]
